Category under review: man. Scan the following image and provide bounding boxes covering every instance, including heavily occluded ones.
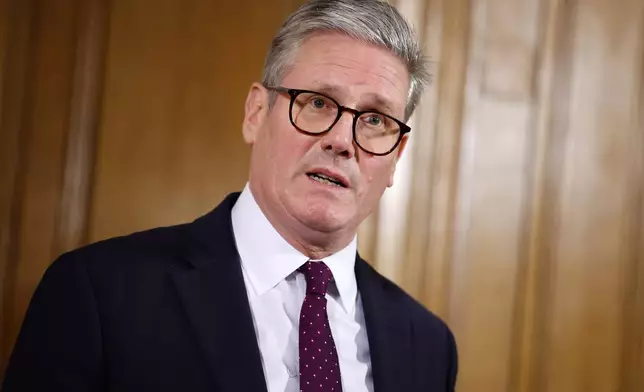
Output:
[2,0,458,391]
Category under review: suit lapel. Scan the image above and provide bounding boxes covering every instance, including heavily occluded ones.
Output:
[172,193,268,392]
[171,193,415,392]
[356,256,415,392]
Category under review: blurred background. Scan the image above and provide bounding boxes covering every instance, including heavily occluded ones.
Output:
[0,0,642,390]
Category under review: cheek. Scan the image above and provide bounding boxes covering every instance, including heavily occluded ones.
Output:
[263,118,317,178]
[356,159,395,198]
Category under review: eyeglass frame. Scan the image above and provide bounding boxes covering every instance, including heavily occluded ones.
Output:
[265,86,411,156]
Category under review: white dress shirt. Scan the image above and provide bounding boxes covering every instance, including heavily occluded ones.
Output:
[231,184,374,392]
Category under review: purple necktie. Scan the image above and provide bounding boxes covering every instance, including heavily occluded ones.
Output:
[298,261,343,392]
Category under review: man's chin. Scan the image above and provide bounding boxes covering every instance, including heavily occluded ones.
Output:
[296,209,352,235]
[282,194,356,235]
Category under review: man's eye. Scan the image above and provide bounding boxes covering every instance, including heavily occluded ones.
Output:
[364,115,384,126]
[310,98,327,109]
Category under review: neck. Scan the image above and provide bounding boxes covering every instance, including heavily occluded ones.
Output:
[249,187,354,260]
[267,209,354,260]
[285,227,353,260]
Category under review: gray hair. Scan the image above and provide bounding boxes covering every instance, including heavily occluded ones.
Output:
[261,0,429,121]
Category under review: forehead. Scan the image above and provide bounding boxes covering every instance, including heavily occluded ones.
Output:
[282,33,410,117]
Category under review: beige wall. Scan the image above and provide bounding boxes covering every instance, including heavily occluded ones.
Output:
[1,0,643,391]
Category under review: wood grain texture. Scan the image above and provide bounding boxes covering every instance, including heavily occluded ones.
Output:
[373,1,644,391]
[543,0,644,390]
[618,10,644,390]
[5,0,80,371]
[0,0,36,372]
[0,0,8,106]
[398,0,444,302]
[54,0,109,255]
[447,0,542,390]
[510,0,571,390]
[0,0,86,375]
[417,0,471,324]
[636,41,644,387]
[88,0,302,242]
[1,1,642,391]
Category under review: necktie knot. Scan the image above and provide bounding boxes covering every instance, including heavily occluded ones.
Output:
[298,261,333,296]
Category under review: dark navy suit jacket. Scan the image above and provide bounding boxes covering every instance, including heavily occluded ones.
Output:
[2,193,458,391]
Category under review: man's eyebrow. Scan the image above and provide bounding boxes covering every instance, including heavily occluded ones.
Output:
[360,93,397,116]
[311,84,399,117]
[313,84,343,98]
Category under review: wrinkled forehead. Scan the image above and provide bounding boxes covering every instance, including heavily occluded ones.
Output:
[283,33,410,119]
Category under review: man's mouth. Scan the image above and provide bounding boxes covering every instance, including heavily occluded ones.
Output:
[307,172,348,188]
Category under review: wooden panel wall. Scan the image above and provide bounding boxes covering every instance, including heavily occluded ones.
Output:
[88,0,302,242]
[0,0,85,372]
[1,0,642,391]
[364,0,644,391]
[0,0,302,375]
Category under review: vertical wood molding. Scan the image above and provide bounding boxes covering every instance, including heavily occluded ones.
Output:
[447,0,544,388]
[619,13,644,390]
[544,0,643,389]
[373,0,430,287]
[54,0,108,255]
[533,0,577,387]
[0,0,36,371]
[1,0,88,374]
[636,200,644,389]
[417,0,470,319]
[509,0,570,390]
[0,0,8,97]
[638,42,644,386]
[399,0,440,300]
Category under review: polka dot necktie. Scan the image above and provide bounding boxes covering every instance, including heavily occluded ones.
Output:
[298,261,343,392]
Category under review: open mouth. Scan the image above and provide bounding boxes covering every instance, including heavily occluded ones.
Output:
[307,172,347,188]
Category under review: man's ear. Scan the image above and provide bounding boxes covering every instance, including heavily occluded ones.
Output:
[242,83,269,144]
[387,134,409,187]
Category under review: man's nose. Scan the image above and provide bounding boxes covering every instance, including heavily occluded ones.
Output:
[319,111,356,159]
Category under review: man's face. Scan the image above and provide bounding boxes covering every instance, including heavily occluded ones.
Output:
[243,32,410,246]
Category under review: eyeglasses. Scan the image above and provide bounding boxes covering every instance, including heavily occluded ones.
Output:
[266,87,410,156]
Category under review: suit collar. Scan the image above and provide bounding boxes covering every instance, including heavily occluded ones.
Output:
[231,185,305,297]
[179,192,241,269]
[355,255,415,392]
[173,192,268,392]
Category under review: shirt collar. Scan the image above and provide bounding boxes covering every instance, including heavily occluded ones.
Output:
[231,183,358,314]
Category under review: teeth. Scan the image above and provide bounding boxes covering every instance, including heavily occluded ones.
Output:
[316,173,334,182]
[308,173,343,187]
